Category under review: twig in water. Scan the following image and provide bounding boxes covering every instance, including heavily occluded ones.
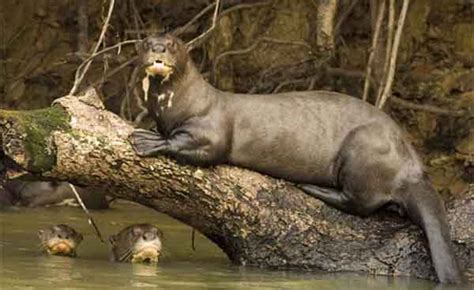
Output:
[69,0,116,96]
[376,0,410,109]
[191,228,196,251]
[362,0,386,102]
[68,184,105,243]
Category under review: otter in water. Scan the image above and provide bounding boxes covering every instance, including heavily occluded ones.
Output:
[109,224,163,263]
[38,224,83,257]
[129,34,462,283]
[3,180,109,209]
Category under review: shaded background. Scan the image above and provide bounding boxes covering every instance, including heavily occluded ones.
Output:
[0,0,472,201]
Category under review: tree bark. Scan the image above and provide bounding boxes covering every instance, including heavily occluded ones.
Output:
[0,89,472,281]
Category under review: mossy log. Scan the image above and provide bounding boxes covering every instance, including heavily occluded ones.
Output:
[0,89,472,281]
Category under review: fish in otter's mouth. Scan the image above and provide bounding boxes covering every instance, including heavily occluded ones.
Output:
[38,224,83,257]
[109,223,163,264]
[145,60,174,77]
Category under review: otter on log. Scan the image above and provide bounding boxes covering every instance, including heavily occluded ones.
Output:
[129,34,462,283]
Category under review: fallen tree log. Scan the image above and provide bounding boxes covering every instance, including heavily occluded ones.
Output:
[0,89,472,281]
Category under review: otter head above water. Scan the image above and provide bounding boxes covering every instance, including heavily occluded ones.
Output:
[38,224,83,257]
[140,34,188,82]
[109,223,163,264]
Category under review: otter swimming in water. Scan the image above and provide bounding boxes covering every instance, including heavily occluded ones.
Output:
[129,34,462,283]
[38,224,83,257]
[108,223,163,264]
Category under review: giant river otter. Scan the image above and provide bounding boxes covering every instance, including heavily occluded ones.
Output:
[38,224,83,257]
[109,223,163,263]
[129,34,462,283]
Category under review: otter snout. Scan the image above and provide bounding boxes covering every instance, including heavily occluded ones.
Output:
[143,231,156,241]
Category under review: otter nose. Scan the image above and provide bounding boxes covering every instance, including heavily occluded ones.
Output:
[151,44,166,53]
[143,232,156,241]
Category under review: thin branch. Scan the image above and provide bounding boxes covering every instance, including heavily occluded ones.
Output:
[69,0,116,96]
[186,0,221,51]
[362,0,386,102]
[68,184,105,243]
[213,38,312,82]
[377,0,395,100]
[389,96,467,117]
[90,56,138,88]
[186,1,271,51]
[334,0,361,36]
[172,2,217,36]
[273,78,311,93]
[376,0,410,109]
[69,40,139,94]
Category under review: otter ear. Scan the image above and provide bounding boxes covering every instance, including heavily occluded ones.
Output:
[108,235,117,246]
[157,229,164,239]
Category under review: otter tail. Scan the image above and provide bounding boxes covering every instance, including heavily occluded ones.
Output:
[398,176,463,284]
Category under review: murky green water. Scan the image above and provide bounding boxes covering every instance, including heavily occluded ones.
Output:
[0,202,465,289]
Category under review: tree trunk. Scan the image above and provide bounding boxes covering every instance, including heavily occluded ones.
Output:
[0,89,472,281]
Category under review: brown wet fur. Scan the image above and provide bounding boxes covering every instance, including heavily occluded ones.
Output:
[38,224,83,257]
[108,223,163,263]
[129,34,464,284]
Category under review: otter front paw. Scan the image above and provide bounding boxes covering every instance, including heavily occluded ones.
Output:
[129,129,167,157]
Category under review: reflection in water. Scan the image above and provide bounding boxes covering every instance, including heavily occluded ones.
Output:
[0,202,470,289]
[36,256,76,282]
[131,263,160,277]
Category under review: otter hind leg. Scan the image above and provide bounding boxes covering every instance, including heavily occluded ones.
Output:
[129,128,167,157]
[298,184,386,217]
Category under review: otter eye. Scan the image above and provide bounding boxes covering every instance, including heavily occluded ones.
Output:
[132,227,143,236]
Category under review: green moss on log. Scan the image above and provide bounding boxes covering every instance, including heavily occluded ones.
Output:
[1,106,70,172]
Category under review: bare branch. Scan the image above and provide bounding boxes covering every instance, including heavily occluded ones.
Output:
[186,1,271,51]
[389,96,467,117]
[172,2,217,36]
[334,0,361,36]
[376,0,410,109]
[69,0,116,96]
[213,38,312,82]
[362,0,386,102]
[377,0,395,99]
[186,0,221,52]
[69,40,139,94]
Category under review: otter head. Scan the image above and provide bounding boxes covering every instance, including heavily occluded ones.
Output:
[140,34,188,82]
[38,224,83,257]
[109,223,163,264]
